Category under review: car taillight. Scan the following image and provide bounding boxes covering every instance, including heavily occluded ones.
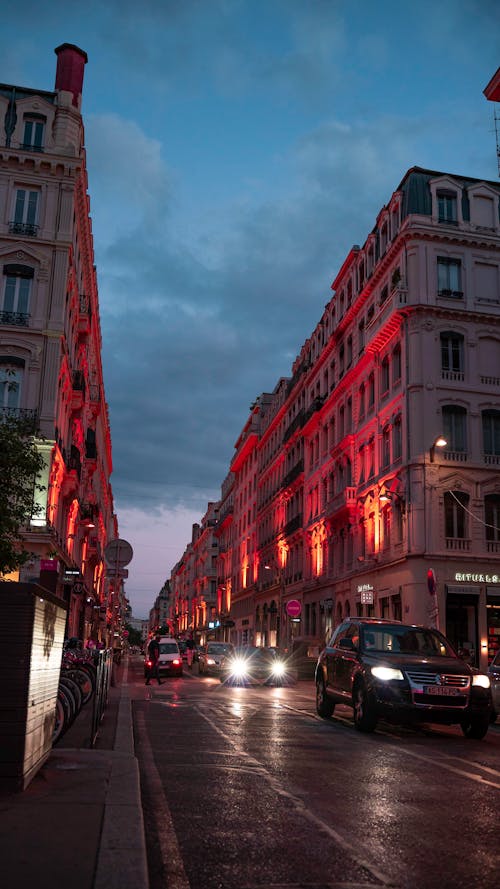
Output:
[145,659,152,667]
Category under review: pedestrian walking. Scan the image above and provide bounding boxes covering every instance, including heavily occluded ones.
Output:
[145,633,163,685]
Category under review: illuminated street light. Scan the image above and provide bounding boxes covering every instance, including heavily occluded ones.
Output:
[429,435,447,462]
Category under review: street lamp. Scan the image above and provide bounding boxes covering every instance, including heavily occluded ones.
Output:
[429,436,447,463]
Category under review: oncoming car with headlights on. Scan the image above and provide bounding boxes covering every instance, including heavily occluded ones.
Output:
[315,618,492,738]
[219,646,294,686]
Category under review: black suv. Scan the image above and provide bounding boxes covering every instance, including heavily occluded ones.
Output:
[315,618,492,738]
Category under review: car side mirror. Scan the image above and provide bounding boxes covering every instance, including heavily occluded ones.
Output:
[338,637,356,651]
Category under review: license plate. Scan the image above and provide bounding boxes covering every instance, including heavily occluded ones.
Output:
[423,685,461,696]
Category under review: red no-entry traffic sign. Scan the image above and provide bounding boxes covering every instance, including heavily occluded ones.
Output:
[286,599,302,617]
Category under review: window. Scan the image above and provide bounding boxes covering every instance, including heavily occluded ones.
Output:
[381,356,390,395]
[482,409,500,456]
[1,265,33,326]
[380,284,389,305]
[440,332,464,377]
[0,360,23,410]
[339,343,345,377]
[437,257,462,297]
[368,373,375,409]
[442,405,467,453]
[437,191,458,224]
[485,495,500,543]
[358,319,365,354]
[22,116,45,152]
[346,335,353,368]
[392,416,402,461]
[444,491,468,539]
[381,425,391,469]
[358,383,365,420]
[11,189,39,236]
[392,345,401,384]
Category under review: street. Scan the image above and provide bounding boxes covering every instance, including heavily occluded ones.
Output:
[127,656,500,889]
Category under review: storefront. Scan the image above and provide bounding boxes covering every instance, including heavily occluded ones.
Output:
[445,570,500,670]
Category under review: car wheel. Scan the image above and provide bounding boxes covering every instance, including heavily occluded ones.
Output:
[315,677,335,718]
[460,714,490,739]
[352,681,377,733]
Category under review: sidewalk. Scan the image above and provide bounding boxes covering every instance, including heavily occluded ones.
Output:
[0,656,149,889]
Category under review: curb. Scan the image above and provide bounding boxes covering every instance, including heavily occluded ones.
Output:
[94,661,149,889]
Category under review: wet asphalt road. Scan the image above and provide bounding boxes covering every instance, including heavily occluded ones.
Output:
[129,657,500,889]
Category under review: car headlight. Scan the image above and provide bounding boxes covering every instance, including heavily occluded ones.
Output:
[229,658,249,679]
[270,660,286,677]
[207,658,216,665]
[472,674,490,689]
[371,665,404,681]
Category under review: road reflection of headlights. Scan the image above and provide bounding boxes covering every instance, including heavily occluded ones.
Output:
[270,660,286,677]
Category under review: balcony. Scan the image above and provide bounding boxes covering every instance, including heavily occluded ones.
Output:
[283,408,305,443]
[283,513,303,537]
[0,406,38,431]
[325,486,357,518]
[78,294,92,337]
[9,221,39,237]
[445,537,471,552]
[442,450,468,463]
[0,310,30,327]
[281,458,304,491]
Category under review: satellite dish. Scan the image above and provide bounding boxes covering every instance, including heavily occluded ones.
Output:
[104,538,133,568]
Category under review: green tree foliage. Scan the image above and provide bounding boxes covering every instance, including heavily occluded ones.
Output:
[0,413,45,575]
[124,623,143,646]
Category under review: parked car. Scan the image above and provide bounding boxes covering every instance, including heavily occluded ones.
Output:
[488,648,500,722]
[144,637,183,678]
[315,618,492,738]
[198,642,235,675]
[219,646,294,686]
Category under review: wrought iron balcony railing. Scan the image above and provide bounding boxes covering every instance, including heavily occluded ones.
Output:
[0,310,30,327]
[9,221,39,236]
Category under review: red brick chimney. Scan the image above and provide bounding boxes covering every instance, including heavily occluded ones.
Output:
[54,43,88,106]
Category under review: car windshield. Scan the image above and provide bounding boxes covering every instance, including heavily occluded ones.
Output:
[159,643,179,655]
[361,625,454,657]
[207,644,233,655]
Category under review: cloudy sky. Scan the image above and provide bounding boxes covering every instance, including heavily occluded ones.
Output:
[1,1,498,618]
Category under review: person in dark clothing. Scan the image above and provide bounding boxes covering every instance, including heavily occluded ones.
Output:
[145,633,163,685]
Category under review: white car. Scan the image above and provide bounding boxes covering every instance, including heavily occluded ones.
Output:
[144,637,183,678]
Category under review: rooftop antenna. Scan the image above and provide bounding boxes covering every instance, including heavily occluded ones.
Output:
[494,109,500,179]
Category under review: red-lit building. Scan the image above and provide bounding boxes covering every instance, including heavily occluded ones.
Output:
[170,166,500,670]
[0,45,123,645]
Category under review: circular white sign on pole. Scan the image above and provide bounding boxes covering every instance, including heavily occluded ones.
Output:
[104,538,133,568]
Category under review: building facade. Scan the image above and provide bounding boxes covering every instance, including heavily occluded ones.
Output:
[169,166,500,670]
[0,45,123,645]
